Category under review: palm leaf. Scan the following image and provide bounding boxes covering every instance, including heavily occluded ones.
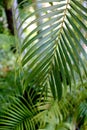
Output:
[0,95,69,130]
[0,97,42,130]
[73,101,87,130]
[0,81,87,129]
[12,0,87,100]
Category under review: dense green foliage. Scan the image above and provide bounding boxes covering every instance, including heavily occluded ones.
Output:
[0,0,87,130]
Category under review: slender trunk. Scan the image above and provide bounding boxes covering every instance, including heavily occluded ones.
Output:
[3,0,14,35]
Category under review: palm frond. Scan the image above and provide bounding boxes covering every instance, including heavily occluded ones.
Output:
[0,97,41,130]
[74,101,87,129]
[0,96,69,130]
[12,0,87,100]
[0,82,87,129]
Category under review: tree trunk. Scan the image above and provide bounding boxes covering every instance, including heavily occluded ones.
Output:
[3,0,14,35]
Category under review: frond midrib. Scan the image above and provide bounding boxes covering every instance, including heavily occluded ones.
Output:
[44,0,70,86]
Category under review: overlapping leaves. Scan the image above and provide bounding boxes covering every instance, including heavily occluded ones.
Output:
[0,0,87,130]
[13,0,87,100]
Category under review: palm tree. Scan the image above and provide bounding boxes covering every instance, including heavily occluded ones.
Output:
[0,0,87,129]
